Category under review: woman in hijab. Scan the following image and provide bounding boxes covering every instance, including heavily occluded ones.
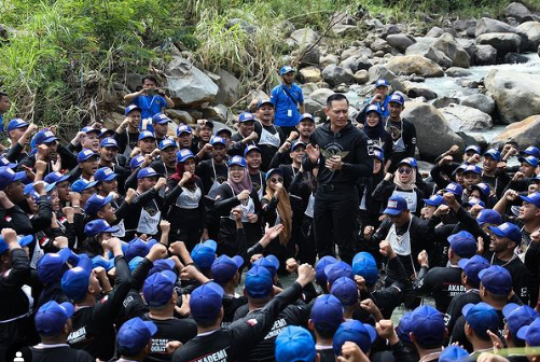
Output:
[361,104,392,158]
[214,155,262,256]
[165,149,207,250]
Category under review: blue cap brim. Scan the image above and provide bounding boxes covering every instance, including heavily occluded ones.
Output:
[502,303,521,318]
[41,137,59,144]
[383,208,403,216]
[488,226,507,238]
[457,258,470,270]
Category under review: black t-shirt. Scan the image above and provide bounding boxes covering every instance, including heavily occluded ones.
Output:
[221,295,248,326]
[444,290,482,335]
[30,345,94,362]
[317,347,335,362]
[413,266,464,313]
[253,122,286,172]
[196,159,229,197]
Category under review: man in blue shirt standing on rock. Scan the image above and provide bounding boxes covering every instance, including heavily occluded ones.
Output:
[271,66,305,136]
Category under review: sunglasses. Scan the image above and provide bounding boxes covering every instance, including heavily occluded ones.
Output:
[398,168,412,174]
[270,178,283,184]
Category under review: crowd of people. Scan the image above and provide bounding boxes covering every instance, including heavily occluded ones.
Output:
[0,67,540,362]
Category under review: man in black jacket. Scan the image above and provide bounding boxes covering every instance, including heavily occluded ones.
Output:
[384,94,416,173]
[303,94,373,264]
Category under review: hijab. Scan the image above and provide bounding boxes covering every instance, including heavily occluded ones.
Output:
[169,161,197,188]
[226,167,253,195]
[393,167,417,191]
[363,110,386,140]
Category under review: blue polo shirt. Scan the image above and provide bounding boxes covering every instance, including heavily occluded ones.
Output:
[131,95,168,121]
[364,95,391,119]
[270,83,304,127]
[0,113,3,134]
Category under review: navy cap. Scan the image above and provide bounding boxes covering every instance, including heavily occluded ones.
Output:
[257,99,275,109]
[176,124,192,136]
[383,195,408,216]
[61,254,93,301]
[129,155,145,169]
[447,231,477,258]
[98,128,114,139]
[138,130,155,141]
[375,79,389,87]
[229,155,248,167]
[503,303,539,339]
[177,149,195,163]
[298,113,315,122]
[520,192,540,209]
[410,305,445,347]
[244,144,262,157]
[125,104,142,116]
[211,255,244,284]
[84,219,118,237]
[517,317,540,347]
[398,157,418,168]
[465,145,481,155]
[279,66,296,75]
[35,301,75,336]
[423,195,444,207]
[463,165,482,175]
[372,149,385,162]
[276,326,316,362]
[333,320,377,354]
[388,93,404,106]
[457,255,489,287]
[396,311,414,344]
[265,168,283,181]
[71,179,97,193]
[210,136,227,146]
[479,265,513,295]
[215,127,232,137]
[330,277,359,306]
[483,149,501,162]
[37,248,72,284]
[117,317,157,355]
[190,282,224,323]
[100,137,119,149]
[152,113,171,125]
[290,140,306,152]
[81,126,99,135]
[77,149,99,163]
[452,164,468,177]
[310,294,344,333]
[7,118,29,132]
[148,259,177,277]
[34,130,59,145]
[315,256,337,286]
[440,346,471,362]
[325,261,354,286]
[125,238,157,262]
[0,166,26,191]
[472,182,490,196]
[253,255,280,276]
[137,167,159,180]
[519,155,539,168]
[445,182,463,197]
[521,146,540,159]
[143,271,176,307]
[352,252,378,286]
[245,265,274,298]
[191,240,218,270]
[0,233,33,255]
[44,172,69,184]
[94,167,118,184]
[365,104,382,115]
[159,138,178,151]
[477,209,502,226]
[84,194,113,217]
[462,302,499,339]
[238,112,255,123]
[488,222,522,244]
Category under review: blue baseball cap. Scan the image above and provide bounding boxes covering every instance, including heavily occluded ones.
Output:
[137,167,159,180]
[396,311,414,344]
[148,259,177,277]
[352,252,378,286]
[279,66,296,75]
[517,317,540,347]
[519,155,539,168]
[245,265,274,299]
[452,164,468,177]
[129,155,145,169]
[472,182,490,196]
[98,128,114,139]
[398,157,418,168]
[252,255,280,276]
[81,126,98,135]
[521,146,540,159]
[229,155,247,167]
[84,194,113,217]
[257,99,275,109]
[463,165,482,175]
[333,320,377,354]
[91,255,114,271]
[77,149,99,163]
[479,265,513,296]
[238,112,255,123]
[462,302,499,339]
[298,113,315,123]
[100,137,119,149]
[71,179,97,193]
[265,168,283,181]
[125,237,157,262]
[215,127,233,137]
[365,104,382,115]
[35,301,75,336]
[7,118,29,132]
[159,138,178,151]
[520,192,540,209]
[503,303,539,339]
[94,167,118,183]
[176,124,192,136]
[143,271,176,307]
[0,166,26,190]
[124,104,141,116]
[138,130,155,141]
[276,326,315,362]
[423,195,445,207]
[330,277,359,306]
[315,256,337,286]
[117,317,157,356]
[447,231,477,258]
[375,79,389,87]
[488,222,522,244]
[190,240,218,269]
[483,149,501,162]
[152,113,171,125]
[290,140,306,152]
[244,144,262,157]
[410,305,445,347]
[465,145,481,154]
[177,149,195,163]
[457,255,490,287]
[383,195,408,216]
[61,254,93,301]
[0,233,33,255]
[211,255,244,284]
[190,282,224,323]
[445,182,463,197]
[37,247,72,284]
[324,261,354,286]
[0,156,16,169]
[440,346,471,362]
[44,171,69,184]
[310,294,344,333]
[128,256,144,272]
[84,219,118,237]
[276,326,316,362]
[24,183,40,202]
[477,209,502,226]
[210,136,227,146]
[372,149,384,162]
[388,93,405,106]
[34,129,59,145]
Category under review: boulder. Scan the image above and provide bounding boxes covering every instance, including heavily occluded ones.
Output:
[212,69,242,107]
[503,53,529,64]
[403,81,438,100]
[124,73,142,91]
[476,32,522,57]
[291,28,320,45]
[299,67,322,83]
[386,55,444,77]
[426,26,444,38]
[456,39,477,59]
[340,56,373,72]
[441,104,493,131]
[166,57,219,107]
[386,34,416,52]
[293,44,320,67]
[401,102,465,160]
[474,44,498,65]
[354,70,369,84]
[504,2,531,22]
[485,70,540,124]
[460,94,496,115]
[405,43,453,68]
[491,115,540,149]
[167,109,194,124]
[432,33,471,68]
[370,39,391,53]
[431,97,459,109]
[446,67,472,77]
[203,104,228,122]
[455,18,478,32]
[322,65,355,86]
[516,21,540,51]
[368,65,398,83]
[475,17,517,37]
[304,88,335,115]
[331,24,362,37]
[301,82,319,97]
[320,54,340,68]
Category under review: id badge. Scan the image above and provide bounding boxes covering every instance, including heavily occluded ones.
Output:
[287,109,292,117]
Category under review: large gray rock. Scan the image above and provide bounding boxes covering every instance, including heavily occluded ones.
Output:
[474,44,498,65]
[370,39,391,53]
[304,88,335,115]
[432,33,471,68]
[504,2,531,22]
[293,44,320,67]
[291,28,320,45]
[368,65,398,83]
[386,34,416,53]
[386,55,444,77]
[432,97,459,109]
[299,67,322,83]
[456,39,477,59]
[166,57,219,107]
[491,115,540,149]
[322,65,354,86]
[403,81,438,100]
[320,54,340,68]
[476,33,522,57]
[340,56,373,72]
[331,25,362,37]
[401,102,465,160]
[460,94,496,115]
[475,17,517,37]
[212,69,242,107]
[441,104,493,131]
[516,21,540,51]
[405,43,452,68]
[426,26,444,38]
[446,67,472,77]
[485,70,540,124]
